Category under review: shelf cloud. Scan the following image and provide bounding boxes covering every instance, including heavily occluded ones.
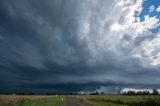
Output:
[0,0,160,93]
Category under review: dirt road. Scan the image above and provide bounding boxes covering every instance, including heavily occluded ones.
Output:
[64,96,92,106]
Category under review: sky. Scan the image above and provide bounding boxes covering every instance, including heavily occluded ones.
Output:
[0,0,160,93]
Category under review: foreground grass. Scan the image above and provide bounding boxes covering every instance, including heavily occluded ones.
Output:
[89,100,127,106]
[0,96,63,106]
[82,95,160,106]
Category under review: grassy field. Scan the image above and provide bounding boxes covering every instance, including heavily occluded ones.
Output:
[81,95,160,106]
[1,95,160,106]
[0,95,63,106]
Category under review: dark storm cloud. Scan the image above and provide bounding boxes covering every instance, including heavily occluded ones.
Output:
[0,0,160,93]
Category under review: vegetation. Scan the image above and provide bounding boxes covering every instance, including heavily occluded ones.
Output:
[0,96,63,106]
[1,94,160,106]
[84,95,160,106]
[122,89,159,95]
[122,90,150,95]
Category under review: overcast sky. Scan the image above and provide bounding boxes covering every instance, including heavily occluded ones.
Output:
[0,0,160,93]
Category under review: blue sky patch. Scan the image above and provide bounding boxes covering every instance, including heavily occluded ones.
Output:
[138,0,160,21]
[135,0,160,33]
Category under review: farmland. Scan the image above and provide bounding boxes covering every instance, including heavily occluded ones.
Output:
[0,95,63,106]
[0,95,160,106]
[81,95,160,106]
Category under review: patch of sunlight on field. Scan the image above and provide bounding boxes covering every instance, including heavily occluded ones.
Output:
[0,96,63,106]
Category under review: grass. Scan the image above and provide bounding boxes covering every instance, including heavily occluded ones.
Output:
[81,95,160,106]
[88,99,127,106]
[0,95,63,106]
[1,95,160,106]
[18,96,63,106]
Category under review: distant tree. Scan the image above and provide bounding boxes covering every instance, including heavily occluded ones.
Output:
[137,91,142,95]
[127,90,136,95]
[122,92,127,95]
[90,91,99,95]
[143,91,150,95]
[122,90,151,95]
[95,91,99,95]
[152,89,159,95]
[122,90,136,95]
[137,91,150,95]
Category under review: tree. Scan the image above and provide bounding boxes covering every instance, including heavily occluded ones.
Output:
[122,90,136,95]
[137,91,150,95]
[152,89,159,95]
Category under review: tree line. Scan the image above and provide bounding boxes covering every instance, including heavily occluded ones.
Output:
[122,89,159,95]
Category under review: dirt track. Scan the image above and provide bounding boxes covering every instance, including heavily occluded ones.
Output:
[64,96,92,106]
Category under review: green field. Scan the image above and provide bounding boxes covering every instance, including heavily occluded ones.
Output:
[82,95,160,106]
[1,95,160,106]
[0,96,63,106]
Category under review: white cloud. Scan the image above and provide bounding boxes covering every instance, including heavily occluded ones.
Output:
[82,0,160,68]
[139,36,160,66]
[157,6,160,12]
[143,15,159,30]
[111,23,123,31]
[109,0,160,67]
[149,5,155,13]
